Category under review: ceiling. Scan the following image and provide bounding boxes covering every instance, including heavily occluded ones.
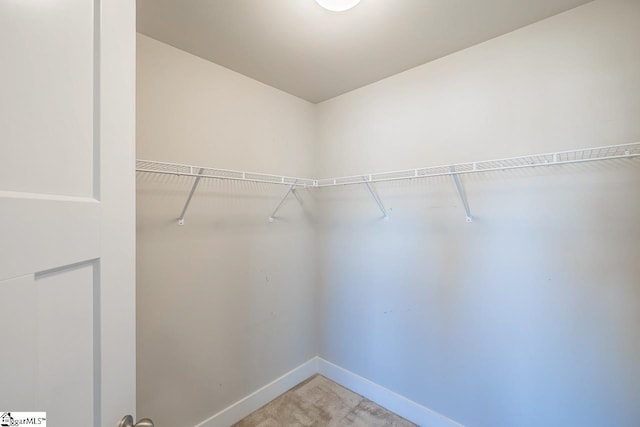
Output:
[137,0,593,103]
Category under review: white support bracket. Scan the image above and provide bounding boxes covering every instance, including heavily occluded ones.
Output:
[449,166,472,223]
[362,176,389,220]
[268,183,297,223]
[178,168,205,225]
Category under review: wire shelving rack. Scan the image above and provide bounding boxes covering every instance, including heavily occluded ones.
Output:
[136,142,640,224]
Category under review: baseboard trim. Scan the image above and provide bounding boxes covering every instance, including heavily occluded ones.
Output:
[317,358,463,427]
[193,356,463,427]
[193,357,318,427]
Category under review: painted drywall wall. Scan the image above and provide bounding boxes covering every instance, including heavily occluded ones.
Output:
[315,1,640,426]
[136,34,318,427]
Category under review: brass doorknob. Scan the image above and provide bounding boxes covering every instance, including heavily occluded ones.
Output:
[119,415,154,427]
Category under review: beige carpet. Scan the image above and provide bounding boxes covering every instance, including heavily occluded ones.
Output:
[232,374,418,427]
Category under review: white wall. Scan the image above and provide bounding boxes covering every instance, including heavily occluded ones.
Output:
[136,34,318,427]
[137,1,640,426]
[315,1,640,426]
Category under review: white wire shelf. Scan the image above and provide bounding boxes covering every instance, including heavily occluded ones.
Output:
[137,143,639,188]
[136,159,317,187]
[136,142,639,224]
[313,142,640,187]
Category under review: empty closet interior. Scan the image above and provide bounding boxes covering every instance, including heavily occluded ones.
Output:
[135,1,640,426]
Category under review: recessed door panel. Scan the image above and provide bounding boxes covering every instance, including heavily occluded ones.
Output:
[0,0,95,197]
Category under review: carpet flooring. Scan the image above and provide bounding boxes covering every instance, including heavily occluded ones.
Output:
[231,374,418,427]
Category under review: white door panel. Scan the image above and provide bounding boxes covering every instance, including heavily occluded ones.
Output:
[0,265,96,425]
[0,0,135,425]
[36,262,96,426]
[0,0,95,197]
[0,275,39,408]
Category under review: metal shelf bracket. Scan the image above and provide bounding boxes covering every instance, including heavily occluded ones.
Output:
[362,176,389,220]
[269,182,297,223]
[178,168,205,225]
[449,165,472,223]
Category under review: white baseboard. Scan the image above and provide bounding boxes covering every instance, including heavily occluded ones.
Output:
[193,356,463,427]
[193,357,319,427]
[317,358,464,427]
